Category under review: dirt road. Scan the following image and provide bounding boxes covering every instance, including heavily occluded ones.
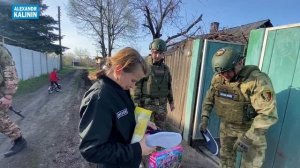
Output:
[0,69,217,168]
[0,69,88,168]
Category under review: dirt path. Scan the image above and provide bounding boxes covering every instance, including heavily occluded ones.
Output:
[0,69,89,168]
[0,69,217,168]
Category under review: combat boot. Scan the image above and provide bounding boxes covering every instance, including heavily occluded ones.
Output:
[4,136,27,157]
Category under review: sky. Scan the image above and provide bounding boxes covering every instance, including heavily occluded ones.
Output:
[43,0,300,57]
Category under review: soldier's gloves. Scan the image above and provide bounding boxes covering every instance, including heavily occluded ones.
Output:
[134,98,145,107]
[199,116,209,132]
[233,134,253,153]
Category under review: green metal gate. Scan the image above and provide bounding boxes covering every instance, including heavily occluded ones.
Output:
[246,24,300,168]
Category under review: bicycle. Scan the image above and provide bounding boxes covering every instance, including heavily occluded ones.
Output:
[48,83,62,94]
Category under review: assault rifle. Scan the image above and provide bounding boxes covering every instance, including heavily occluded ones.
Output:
[9,106,25,119]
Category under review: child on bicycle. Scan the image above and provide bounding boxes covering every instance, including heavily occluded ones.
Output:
[49,68,61,90]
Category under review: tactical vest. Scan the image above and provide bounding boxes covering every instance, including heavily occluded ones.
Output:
[0,48,6,98]
[0,46,16,98]
[213,65,259,124]
[0,68,4,99]
[142,64,170,98]
[0,67,3,87]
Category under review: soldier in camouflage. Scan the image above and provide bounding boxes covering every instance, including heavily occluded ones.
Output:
[0,45,27,157]
[133,38,175,130]
[199,47,278,168]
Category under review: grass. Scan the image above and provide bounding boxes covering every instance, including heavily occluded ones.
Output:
[58,66,75,75]
[87,67,97,74]
[15,66,76,96]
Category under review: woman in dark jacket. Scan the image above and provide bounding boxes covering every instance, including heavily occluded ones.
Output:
[79,47,156,168]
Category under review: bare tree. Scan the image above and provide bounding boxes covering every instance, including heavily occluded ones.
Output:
[74,48,91,58]
[74,48,95,66]
[68,0,138,57]
[63,52,76,66]
[132,0,202,45]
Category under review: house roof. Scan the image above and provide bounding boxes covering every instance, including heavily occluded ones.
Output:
[166,19,273,53]
[200,19,273,44]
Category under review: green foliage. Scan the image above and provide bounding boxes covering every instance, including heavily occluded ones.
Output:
[15,74,49,95]
[58,66,75,75]
[87,67,97,74]
[63,52,76,66]
[79,56,95,67]
[0,0,64,53]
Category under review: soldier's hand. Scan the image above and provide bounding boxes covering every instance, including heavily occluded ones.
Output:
[233,134,252,152]
[169,102,175,111]
[199,116,209,132]
[134,101,140,107]
[134,99,144,107]
[0,96,12,108]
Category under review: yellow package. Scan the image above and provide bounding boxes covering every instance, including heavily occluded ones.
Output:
[131,107,152,143]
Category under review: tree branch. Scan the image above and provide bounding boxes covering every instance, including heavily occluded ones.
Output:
[166,14,202,43]
[143,6,155,37]
[156,0,178,38]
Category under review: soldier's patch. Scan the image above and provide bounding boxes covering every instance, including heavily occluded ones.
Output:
[216,48,226,56]
[261,90,272,102]
[219,91,234,100]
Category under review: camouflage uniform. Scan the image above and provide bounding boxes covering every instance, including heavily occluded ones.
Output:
[0,46,21,140]
[133,56,174,130]
[201,65,278,168]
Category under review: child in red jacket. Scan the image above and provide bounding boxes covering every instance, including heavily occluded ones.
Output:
[49,68,61,90]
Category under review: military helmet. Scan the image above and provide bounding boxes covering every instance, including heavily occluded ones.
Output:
[212,47,243,73]
[149,38,167,52]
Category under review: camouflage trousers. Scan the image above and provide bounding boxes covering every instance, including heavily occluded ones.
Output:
[219,121,267,168]
[143,103,168,130]
[141,101,168,167]
[0,108,21,140]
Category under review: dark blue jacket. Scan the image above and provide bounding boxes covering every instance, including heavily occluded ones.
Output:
[79,76,142,168]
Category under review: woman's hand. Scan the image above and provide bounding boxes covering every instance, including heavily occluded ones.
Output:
[147,121,158,130]
[139,135,156,155]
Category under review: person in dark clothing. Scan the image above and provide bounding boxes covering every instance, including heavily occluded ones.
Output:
[79,47,156,168]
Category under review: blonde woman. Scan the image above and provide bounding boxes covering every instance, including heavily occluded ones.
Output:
[79,47,156,168]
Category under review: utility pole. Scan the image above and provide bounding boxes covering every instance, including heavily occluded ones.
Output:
[0,36,4,45]
[58,6,63,70]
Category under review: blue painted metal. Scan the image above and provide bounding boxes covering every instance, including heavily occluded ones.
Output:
[245,28,266,65]
[184,39,203,142]
[247,25,300,168]
[235,151,242,168]
[263,27,300,168]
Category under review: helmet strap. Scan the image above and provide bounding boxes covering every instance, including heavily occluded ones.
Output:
[153,59,164,65]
